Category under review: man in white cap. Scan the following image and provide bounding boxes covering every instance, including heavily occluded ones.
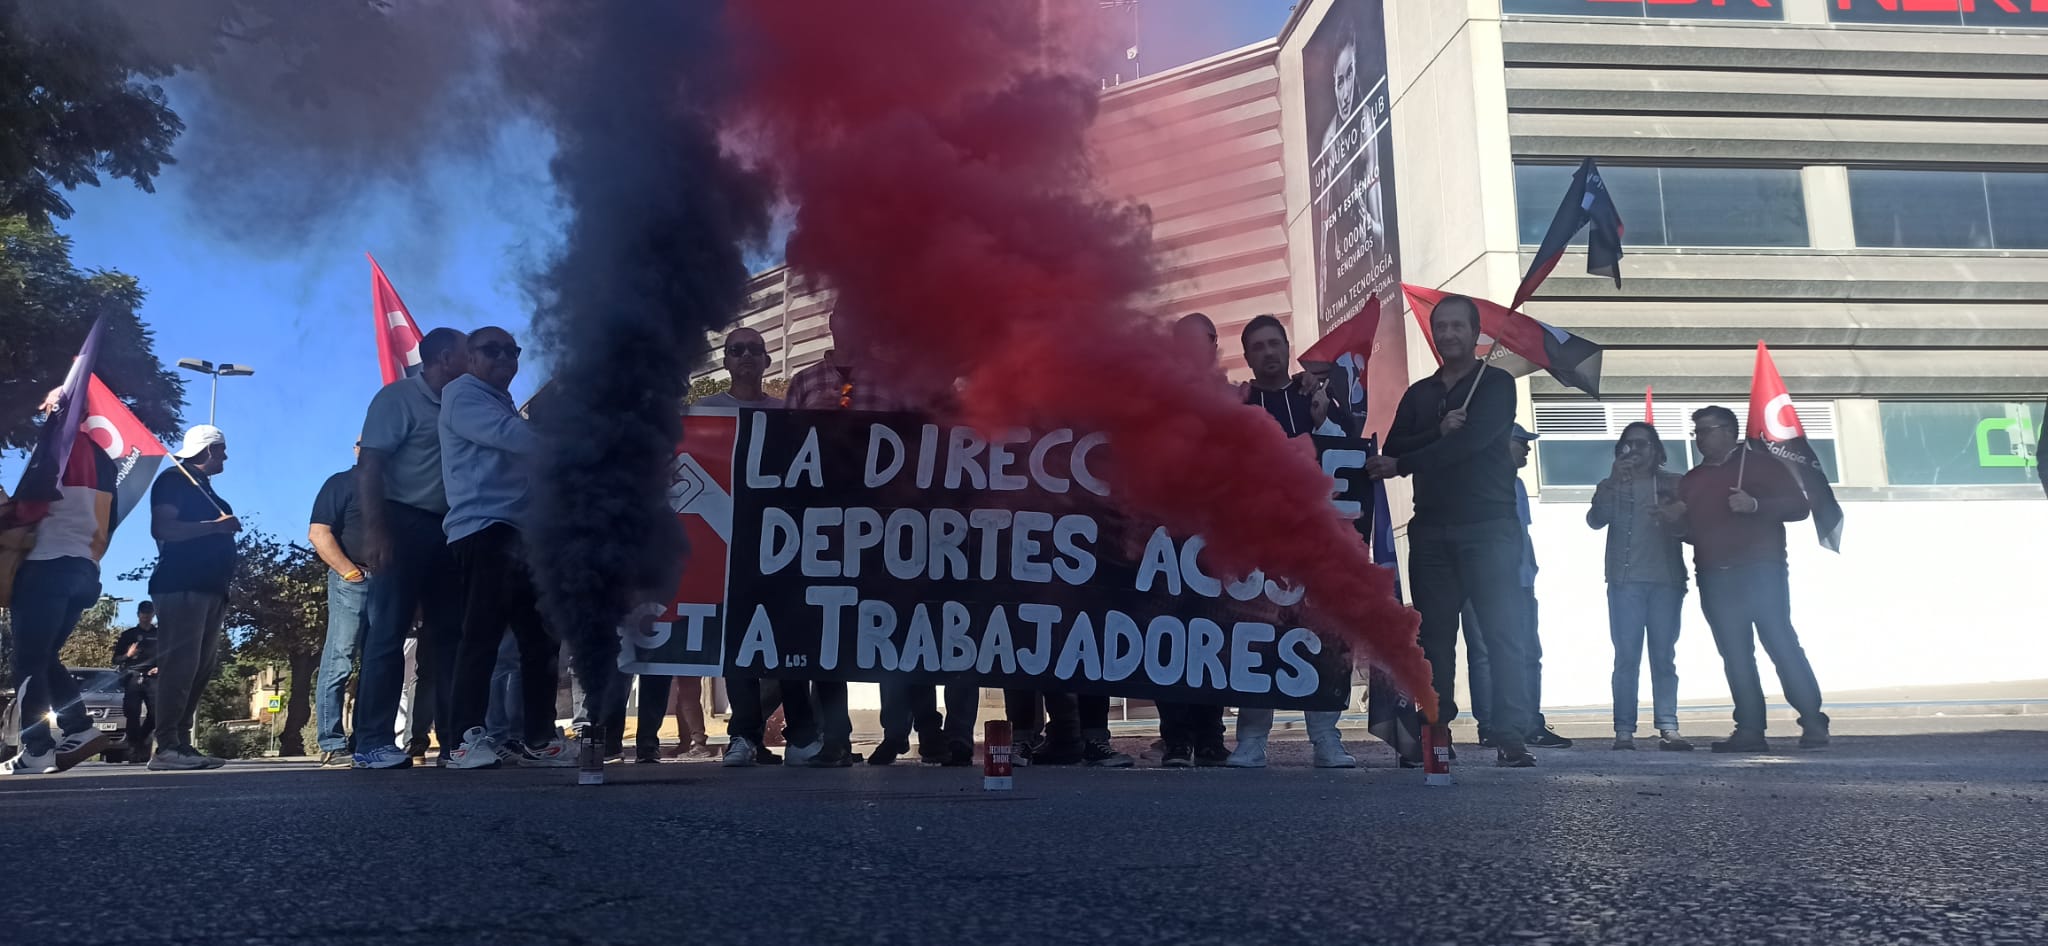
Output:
[145,424,240,771]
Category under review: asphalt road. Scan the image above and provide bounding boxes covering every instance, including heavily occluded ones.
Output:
[5,730,2045,946]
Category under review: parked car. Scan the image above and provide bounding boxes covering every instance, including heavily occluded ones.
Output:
[1,668,140,763]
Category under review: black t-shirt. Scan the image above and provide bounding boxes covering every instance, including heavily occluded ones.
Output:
[309,468,365,566]
[147,468,237,596]
[114,624,157,669]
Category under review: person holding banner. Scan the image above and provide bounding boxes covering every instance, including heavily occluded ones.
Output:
[0,388,123,775]
[1155,313,1233,768]
[145,425,240,771]
[1666,407,1828,754]
[1228,315,1356,769]
[1366,294,1540,768]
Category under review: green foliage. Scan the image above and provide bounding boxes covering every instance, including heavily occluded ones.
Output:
[55,595,123,669]
[0,217,186,449]
[688,376,731,402]
[197,650,254,729]
[0,1,185,224]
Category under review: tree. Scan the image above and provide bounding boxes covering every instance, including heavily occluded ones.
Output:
[685,375,789,403]
[0,0,184,225]
[119,527,326,755]
[55,596,123,669]
[0,218,186,450]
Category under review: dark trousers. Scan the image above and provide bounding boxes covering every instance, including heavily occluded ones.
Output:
[727,676,801,746]
[1044,691,1110,747]
[776,680,850,748]
[122,676,155,754]
[1698,562,1825,734]
[1004,689,1045,743]
[630,676,707,752]
[448,524,559,746]
[1157,701,1225,751]
[878,681,979,750]
[9,557,100,756]
[354,501,464,753]
[1409,519,1535,742]
[1457,602,1495,736]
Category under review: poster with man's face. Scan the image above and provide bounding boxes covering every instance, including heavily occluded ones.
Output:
[1304,0,1403,441]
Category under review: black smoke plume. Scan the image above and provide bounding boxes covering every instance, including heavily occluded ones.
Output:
[501,1,768,714]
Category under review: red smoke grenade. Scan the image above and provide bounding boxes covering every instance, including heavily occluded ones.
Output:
[729,0,1435,717]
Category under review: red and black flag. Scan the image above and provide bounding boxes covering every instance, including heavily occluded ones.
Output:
[1512,157,1625,310]
[1402,284,1604,398]
[369,252,426,385]
[1746,342,1843,552]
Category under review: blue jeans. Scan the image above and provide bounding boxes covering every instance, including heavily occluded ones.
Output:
[484,632,523,744]
[1699,563,1825,734]
[315,572,370,751]
[351,502,464,754]
[9,557,100,756]
[1608,582,1684,733]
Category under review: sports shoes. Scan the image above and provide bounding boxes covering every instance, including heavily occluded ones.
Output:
[1031,740,1083,766]
[3,748,58,775]
[1082,740,1134,768]
[1226,736,1268,769]
[1010,739,1039,767]
[683,744,720,760]
[52,726,110,771]
[1194,743,1232,767]
[1527,727,1574,749]
[1658,730,1694,752]
[783,740,822,766]
[1495,742,1538,768]
[352,745,413,770]
[723,737,759,767]
[1711,730,1769,754]
[1160,744,1194,768]
[196,751,227,770]
[514,734,580,768]
[1612,734,1637,751]
[1798,715,1830,750]
[808,743,855,768]
[148,746,211,771]
[1311,737,1357,769]
[320,749,354,767]
[447,728,502,770]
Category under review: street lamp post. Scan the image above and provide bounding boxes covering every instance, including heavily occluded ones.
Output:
[175,359,255,425]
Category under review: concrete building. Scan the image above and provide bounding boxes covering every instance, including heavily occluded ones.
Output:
[709,0,2047,716]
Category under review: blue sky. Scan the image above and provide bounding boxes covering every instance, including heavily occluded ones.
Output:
[10,0,1297,621]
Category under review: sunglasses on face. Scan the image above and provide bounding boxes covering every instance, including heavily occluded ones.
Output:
[474,343,521,360]
[726,343,766,357]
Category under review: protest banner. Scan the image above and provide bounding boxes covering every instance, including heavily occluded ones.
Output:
[620,409,1380,711]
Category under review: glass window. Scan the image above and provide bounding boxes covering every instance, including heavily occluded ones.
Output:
[1503,0,1783,21]
[1880,401,2045,486]
[1850,170,2048,250]
[1536,439,1690,488]
[1515,164,1808,248]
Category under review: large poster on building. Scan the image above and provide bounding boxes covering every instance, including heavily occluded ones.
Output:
[1304,0,1405,442]
[620,410,1374,711]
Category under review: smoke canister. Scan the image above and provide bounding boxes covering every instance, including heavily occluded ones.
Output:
[983,720,1013,791]
[578,731,604,786]
[1423,722,1453,787]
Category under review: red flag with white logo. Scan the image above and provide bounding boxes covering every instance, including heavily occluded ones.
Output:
[1745,342,1842,551]
[370,253,426,384]
[82,374,168,529]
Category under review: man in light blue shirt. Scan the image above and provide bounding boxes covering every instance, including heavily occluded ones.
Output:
[438,326,574,769]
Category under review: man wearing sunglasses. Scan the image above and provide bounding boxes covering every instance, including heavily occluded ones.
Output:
[1665,406,1827,754]
[437,327,577,769]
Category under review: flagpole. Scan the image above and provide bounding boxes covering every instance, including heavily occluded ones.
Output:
[1736,444,1747,491]
[1459,348,1505,413]
[169,455,231,520]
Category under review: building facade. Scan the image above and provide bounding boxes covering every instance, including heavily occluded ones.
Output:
[710,0,2047,711]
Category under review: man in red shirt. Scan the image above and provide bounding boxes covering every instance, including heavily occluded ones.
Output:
[1663,405,1828,753]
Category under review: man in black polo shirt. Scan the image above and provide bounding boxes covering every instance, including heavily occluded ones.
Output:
[146,425,240,771]
[310,441,370,766]
[1366,294,1538,767]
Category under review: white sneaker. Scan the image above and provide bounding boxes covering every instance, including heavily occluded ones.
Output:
[52,726,110,771]
[3,748,58,775]
[723,737,758,767]
[351,745,414,770]
[1310,738,1357,769]
[1613,733,1637,750]
[147,747,208,771]
[447,728,501,769]
[1226,736,1268,768]
[514,734,579,768]
[783,740,822,766]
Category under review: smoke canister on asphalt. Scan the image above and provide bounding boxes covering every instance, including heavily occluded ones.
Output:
[984,720,1013,791]
[578,732,604,786]
[1423,722,1453,787]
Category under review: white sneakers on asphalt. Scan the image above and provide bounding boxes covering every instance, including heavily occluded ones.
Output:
[2,748,58,775]
[448,728,502,769]
[1226,736,1268,768]
[1310,737,1358,769]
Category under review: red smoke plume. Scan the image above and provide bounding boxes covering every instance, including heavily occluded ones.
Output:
[729,0,1434,717]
